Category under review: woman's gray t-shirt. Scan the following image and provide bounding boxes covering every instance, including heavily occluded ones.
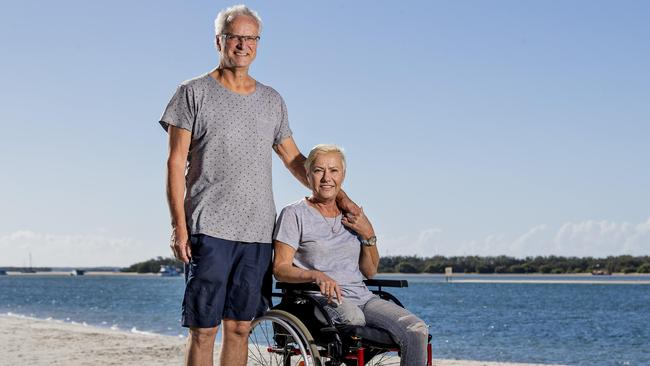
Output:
[273,199,374,305]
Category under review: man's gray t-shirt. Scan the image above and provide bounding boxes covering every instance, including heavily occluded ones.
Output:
[159,74,292,243]
[273,199,374,305]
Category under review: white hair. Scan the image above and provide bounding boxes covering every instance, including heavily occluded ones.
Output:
[304,144,346,172]
[214,4,263,36]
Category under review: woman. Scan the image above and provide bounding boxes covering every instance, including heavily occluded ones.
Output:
[273,144,428,366]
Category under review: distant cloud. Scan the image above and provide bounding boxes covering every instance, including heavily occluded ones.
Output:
[382,218,650,258]
[0,230,167,267]
[4,219,649,266]
[552,219,650,257]
[382,228,444,256]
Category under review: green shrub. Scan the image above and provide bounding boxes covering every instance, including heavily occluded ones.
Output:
[476,264,494,274]
[494,265,509,273]
[397,262,419,273]
[637,263,650,273]
[539,265,552,274]
[122,256,181,273]
[424,263,445,273]
[509,265,526,273]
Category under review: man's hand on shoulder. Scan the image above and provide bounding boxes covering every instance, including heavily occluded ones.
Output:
[336,190,361,216]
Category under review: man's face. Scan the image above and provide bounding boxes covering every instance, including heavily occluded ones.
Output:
[217,15,259,69]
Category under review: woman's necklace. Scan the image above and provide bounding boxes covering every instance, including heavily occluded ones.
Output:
[321,212,342,234]
[309,198,342,234]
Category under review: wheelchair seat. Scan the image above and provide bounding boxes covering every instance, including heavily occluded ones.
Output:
[336,324,396,348]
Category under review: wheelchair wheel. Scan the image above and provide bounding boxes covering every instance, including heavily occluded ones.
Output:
[248,309,322,366]
[365,350,400,365]
[321,349,400,366]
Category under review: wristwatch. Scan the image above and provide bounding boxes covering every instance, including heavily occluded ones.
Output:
[361,235,377,247]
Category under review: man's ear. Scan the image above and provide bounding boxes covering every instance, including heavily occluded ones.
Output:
[215,35,222,52]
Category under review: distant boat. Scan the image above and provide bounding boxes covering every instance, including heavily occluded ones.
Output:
[70,269,86,276]
[159,265,181,277]
[0,270,7,276]
[591,269,611,276]
[22,251,37,273]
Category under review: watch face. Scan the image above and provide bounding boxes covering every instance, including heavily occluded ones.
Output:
[364,236,377,246]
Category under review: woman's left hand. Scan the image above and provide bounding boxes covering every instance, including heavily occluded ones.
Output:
[342,207,375,240]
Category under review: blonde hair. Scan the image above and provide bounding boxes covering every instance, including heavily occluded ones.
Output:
[304,144,346,172]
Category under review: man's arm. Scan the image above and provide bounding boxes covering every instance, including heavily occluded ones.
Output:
[166,125,192,263]
[273,136,308,187]
[273,136,361,215]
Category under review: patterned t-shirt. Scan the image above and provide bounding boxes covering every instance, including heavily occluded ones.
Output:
[159,73,292,243]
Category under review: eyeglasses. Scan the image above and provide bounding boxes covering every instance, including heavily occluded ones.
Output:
[221,33,260,45]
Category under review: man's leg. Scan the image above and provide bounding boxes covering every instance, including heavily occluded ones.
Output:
[186,326,219,366]
[220,242,272,365]
[182,236,238,366]
[220,319,251,366]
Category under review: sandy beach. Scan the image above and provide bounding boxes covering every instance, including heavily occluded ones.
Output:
[1,314,185,366]
[1,314,564,366]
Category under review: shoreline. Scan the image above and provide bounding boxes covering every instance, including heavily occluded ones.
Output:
[5,271,650,276]
[1,314,564,366]
[378,272,650,285]
[4,272,650,284]
[1,271,158,276]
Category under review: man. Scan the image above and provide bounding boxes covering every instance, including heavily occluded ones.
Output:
[159,5,361,366]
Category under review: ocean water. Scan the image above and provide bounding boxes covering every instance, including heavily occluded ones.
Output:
[1,274,649,365]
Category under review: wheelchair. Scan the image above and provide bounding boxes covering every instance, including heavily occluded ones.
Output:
[247,279,433,366]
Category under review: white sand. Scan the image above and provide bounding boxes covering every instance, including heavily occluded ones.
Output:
[0,314,563,366]
[1,314,185,365]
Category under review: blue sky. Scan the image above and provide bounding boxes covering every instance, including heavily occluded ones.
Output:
[1,1,649,266]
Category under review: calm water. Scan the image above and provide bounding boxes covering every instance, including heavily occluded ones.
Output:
[1,274,649,366]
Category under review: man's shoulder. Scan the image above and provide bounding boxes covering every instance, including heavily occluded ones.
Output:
[177,73,213,90]
[256,81,284,100]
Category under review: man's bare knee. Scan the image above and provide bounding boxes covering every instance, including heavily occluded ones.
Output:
[189,326,218,346]
[223,319,251,339]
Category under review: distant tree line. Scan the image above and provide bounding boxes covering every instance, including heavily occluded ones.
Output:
[378,255,650,274]
[121,256,182,273]
[121,255,650,275]
[0,267,52,272]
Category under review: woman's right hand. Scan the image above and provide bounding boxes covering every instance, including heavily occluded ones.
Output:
[312,271,343,304]
[341,207,375,241]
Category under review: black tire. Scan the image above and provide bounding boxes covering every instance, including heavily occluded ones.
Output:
[364,350,400,365]
[248,309,322,366]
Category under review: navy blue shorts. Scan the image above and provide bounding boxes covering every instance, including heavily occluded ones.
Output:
[181,235,273,328]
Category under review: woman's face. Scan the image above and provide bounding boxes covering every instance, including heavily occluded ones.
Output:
[307,152,345,202]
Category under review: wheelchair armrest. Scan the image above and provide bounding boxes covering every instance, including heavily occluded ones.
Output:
[275,282,321,291]
[276,280,408,291]
[363,279,409,288]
